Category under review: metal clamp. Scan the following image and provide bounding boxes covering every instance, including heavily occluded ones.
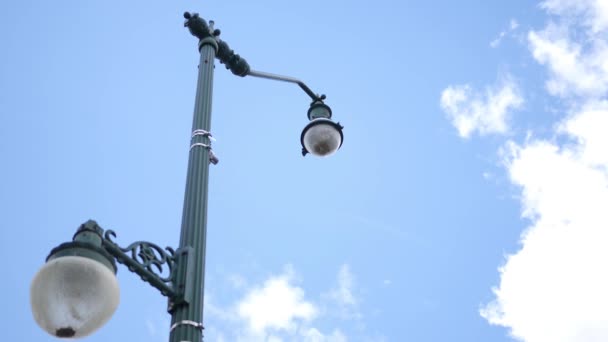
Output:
[190,143,211,150]
[190,130,219,164]
[192,129,213,139]
[170,320,204,332]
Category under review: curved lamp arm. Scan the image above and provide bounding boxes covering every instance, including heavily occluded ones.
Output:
[247,70,326,102]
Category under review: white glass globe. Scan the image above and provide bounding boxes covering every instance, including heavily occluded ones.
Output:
[302,119,343,157]
[30,256,120,338]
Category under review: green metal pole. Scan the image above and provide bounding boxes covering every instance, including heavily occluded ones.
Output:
[169,36,218,342]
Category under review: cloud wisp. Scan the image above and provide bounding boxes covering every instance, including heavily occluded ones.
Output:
[323,264,362,321]
[491,19,519,48]
[440,76,523,138]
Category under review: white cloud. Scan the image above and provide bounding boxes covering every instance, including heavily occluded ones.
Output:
[237,272,317,333]
[541,0,608,33]
[481,2,608,341]
[529,1,608,98]
[560,101,608,167]
[529,28,608,98]
[440,76,523,138]
[204,265,369,341]
[481,115,608,341]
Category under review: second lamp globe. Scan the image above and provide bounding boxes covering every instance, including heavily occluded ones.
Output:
[300,101,344,157]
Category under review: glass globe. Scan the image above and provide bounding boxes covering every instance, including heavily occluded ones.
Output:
[301,119,343,157]
[30,256,120,338]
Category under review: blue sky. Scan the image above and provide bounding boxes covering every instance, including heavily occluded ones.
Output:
[2,1,608,341]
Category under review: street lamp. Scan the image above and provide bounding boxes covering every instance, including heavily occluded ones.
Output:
[302,100,344,157]
[30,11,343,342]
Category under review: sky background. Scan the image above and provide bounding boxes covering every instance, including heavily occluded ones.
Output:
[2,1,607,341]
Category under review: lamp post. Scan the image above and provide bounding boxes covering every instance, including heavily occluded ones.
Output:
[30,11,343,342]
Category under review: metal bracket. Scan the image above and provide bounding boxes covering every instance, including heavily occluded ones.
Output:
[190,130,219,164]
[167,246,194,312]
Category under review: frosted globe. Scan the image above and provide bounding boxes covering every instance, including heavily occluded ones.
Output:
[30,256,120,338]
[302,119,343,157]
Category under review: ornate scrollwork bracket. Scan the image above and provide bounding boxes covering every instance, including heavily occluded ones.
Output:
[102,230,188,304]
[101,230,193,311]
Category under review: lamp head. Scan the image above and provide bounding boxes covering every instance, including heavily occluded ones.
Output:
[301,101,343,157]
[30,221,119,339]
